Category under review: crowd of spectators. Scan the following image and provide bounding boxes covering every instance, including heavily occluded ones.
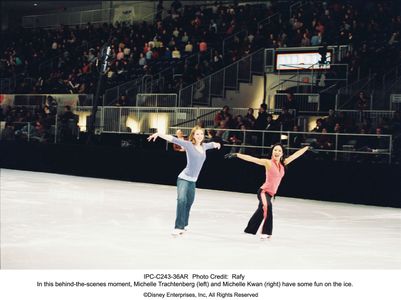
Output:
[1,0,401,163]
[304,108,401,162]
[1,100,400,163]
[1,0,400,102]
[0,98,79,144]
[0,0,276,99]
[268,0,401,83]
[194,104,401,163]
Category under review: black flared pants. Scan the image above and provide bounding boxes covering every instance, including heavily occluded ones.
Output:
[244,189,273,235]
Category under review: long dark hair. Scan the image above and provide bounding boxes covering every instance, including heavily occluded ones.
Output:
[270,143,287,168]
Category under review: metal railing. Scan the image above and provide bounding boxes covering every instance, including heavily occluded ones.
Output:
[103,77,143,106]
[336,76,376,110]
[87,106,253,134]
[338,76,373,96]
[1,118,60,144]
[72,106,396,139]
[136,93,177,107]
[222,29,249,56]
[275,63,349,94]
[73,107,399,135]
[390,94,401,111]
[1,121,46,143]
[102,1,276,106]
[126,3,279,103]
[1,105,396,164]
[177,47,351,108]
[145,49,213,93]
[274,93,320,112]
[178,48,265,107]
[103,47,217,106]
[106,44,350,108]
[336,109,396,128]
[1,94,93,108]
[168,126,393,164]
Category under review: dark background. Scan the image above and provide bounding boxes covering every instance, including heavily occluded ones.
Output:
[1,139,400,208]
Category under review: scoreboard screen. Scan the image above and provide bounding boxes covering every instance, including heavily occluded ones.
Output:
[275,50,332,71]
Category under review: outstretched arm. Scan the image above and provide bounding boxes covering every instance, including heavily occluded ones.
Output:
[147,132,174,142]
[284,146,309,165]
[226,153,270,167]
[211,142,221,149]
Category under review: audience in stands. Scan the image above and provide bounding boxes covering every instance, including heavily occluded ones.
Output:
[0,1,274,97]
[1,0,401,163]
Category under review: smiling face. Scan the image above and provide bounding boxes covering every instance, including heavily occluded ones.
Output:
[193,129,204,144]
[271,145,284,162]
[189,126,205,145]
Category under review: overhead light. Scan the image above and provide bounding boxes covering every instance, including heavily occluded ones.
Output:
[34,3,38,6]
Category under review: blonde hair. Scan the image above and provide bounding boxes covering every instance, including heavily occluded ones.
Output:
[188,126,204,145]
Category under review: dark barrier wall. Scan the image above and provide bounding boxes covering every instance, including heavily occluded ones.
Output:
[1,141,400,208]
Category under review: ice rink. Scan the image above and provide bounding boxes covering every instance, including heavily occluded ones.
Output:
[1,168,400,269]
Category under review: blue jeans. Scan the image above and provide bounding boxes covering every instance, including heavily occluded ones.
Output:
[175,178,196,229]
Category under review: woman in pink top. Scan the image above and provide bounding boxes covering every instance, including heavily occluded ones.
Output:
[225,144,310,239]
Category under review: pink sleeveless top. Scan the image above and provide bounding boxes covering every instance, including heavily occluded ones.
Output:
[260,160,285,196]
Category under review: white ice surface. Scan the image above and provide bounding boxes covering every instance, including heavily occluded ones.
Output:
[1,169,400,269]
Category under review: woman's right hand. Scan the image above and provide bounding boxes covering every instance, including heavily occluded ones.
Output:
[147,133,158,142]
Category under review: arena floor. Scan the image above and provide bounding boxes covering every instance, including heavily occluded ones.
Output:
[1,168,400,269]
